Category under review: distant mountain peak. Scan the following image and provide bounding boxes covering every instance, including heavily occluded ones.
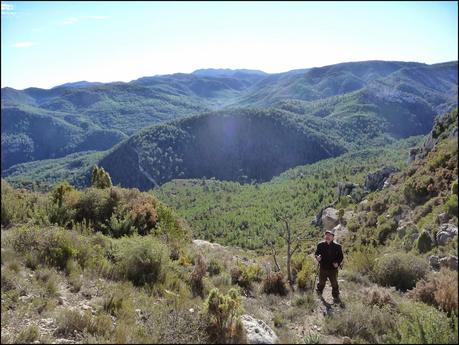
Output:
[192,68,268,77]
[52,81,103,89]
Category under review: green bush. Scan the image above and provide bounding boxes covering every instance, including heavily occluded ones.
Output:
[230,264,262,290]
[417,230,433,253]
[296,257,316,291]
[208,259,222,276]
[452,180,458,195]
[113,235,169,286]
[262,271,288,296]
[347,246,378,275]
[403,175,434,205]
[388,301,458,344]
[377,218,398,244]
[445,194,458,218]
[15,324,39,343]
[373,252,428,291]
[324,301,396,343]
[10,225,84,270]
[204,288,244,343]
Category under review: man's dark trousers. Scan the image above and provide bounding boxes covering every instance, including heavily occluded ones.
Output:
[317,267,339,298]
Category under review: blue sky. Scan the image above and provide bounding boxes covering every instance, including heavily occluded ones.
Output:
[1,1,457,89]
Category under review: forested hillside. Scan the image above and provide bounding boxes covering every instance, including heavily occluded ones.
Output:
[2,61,457,174]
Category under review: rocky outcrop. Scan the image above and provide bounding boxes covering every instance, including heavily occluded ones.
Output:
[332,223,348,241]
[311,203,337,227]
[364,166,399,191]
[429,255,458,271]
[241,314,278,344]
[337,182,366,202]
[436,223,458,246]
[321,208,340,231]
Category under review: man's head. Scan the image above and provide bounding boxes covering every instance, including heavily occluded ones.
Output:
[324,230,334,243]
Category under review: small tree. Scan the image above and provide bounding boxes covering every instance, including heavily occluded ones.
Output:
[205,288,244,342]
[267,208,309,291]
[52,181,74,208]
[417,230,433,254]
[91,166,112,189]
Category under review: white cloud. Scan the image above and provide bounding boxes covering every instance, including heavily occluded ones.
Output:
[1,3,15,15]
[12,41,37,48]
[1,3,13,11]
[62,17,79,25]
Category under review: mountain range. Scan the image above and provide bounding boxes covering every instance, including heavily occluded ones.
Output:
[2,60,457,189]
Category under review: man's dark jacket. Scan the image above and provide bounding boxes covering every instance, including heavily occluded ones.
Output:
[315,241,344,270]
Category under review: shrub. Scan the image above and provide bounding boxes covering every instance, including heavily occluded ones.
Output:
[103,287,134,318]
[363,286,396,308]
[408,268,458,315]
[91,165,112,189]
[15,324,39,343]
[204,288,244,343]
[262,271,288,296]
[417,230,433,253]
[452,180,458,195]
[377,218,398,244]
[296,257,316,291]
[293,292,316,311]
[10,226,83,270]
[445,194,458,218]
[373,252,428,291]
[388,301,458,344]
[347,246,378,275]
[113,235,169,286]
[403,175,434,205]
[324,301,396,343]
[57,309,112,337]
[230,264,262,290]
[1,179,36,226]
[208,259,222,276]
[190,254,208,296]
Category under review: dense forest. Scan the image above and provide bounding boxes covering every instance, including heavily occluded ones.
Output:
[1,108,457,344]
[2,61,457,177]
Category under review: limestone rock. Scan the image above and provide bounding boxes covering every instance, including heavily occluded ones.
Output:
[321,208,340,231]
[436,224,458,246]
[241,314,278,344]
[439,255,458,271]
[437,213,449,224]
[364,167,399,192]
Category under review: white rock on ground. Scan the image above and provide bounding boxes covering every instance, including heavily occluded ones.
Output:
[321,208,339,231]
[192,239,223,249]
[241,314,278,344]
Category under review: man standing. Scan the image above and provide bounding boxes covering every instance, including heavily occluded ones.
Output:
[315,229,344,302]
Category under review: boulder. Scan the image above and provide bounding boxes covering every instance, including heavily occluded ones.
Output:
[408,147,420,162]
[429,255,440,270]
[437,213,449,224]
[241,314,278,344]
[337,182,358,198]
[439,255,458,271]
[436,224,458,246]
[192,239,222,249]
[333,224,348,241]
[397,221,417,239]
[321,208,340,231]
[364,167,399,192]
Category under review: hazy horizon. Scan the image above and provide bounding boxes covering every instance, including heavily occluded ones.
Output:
[3,58,459,91]
[2,1,457,89]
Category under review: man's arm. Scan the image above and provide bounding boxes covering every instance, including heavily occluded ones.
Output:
[315,243,321,257]
[315,243,322,262]
[336,244,344,265]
